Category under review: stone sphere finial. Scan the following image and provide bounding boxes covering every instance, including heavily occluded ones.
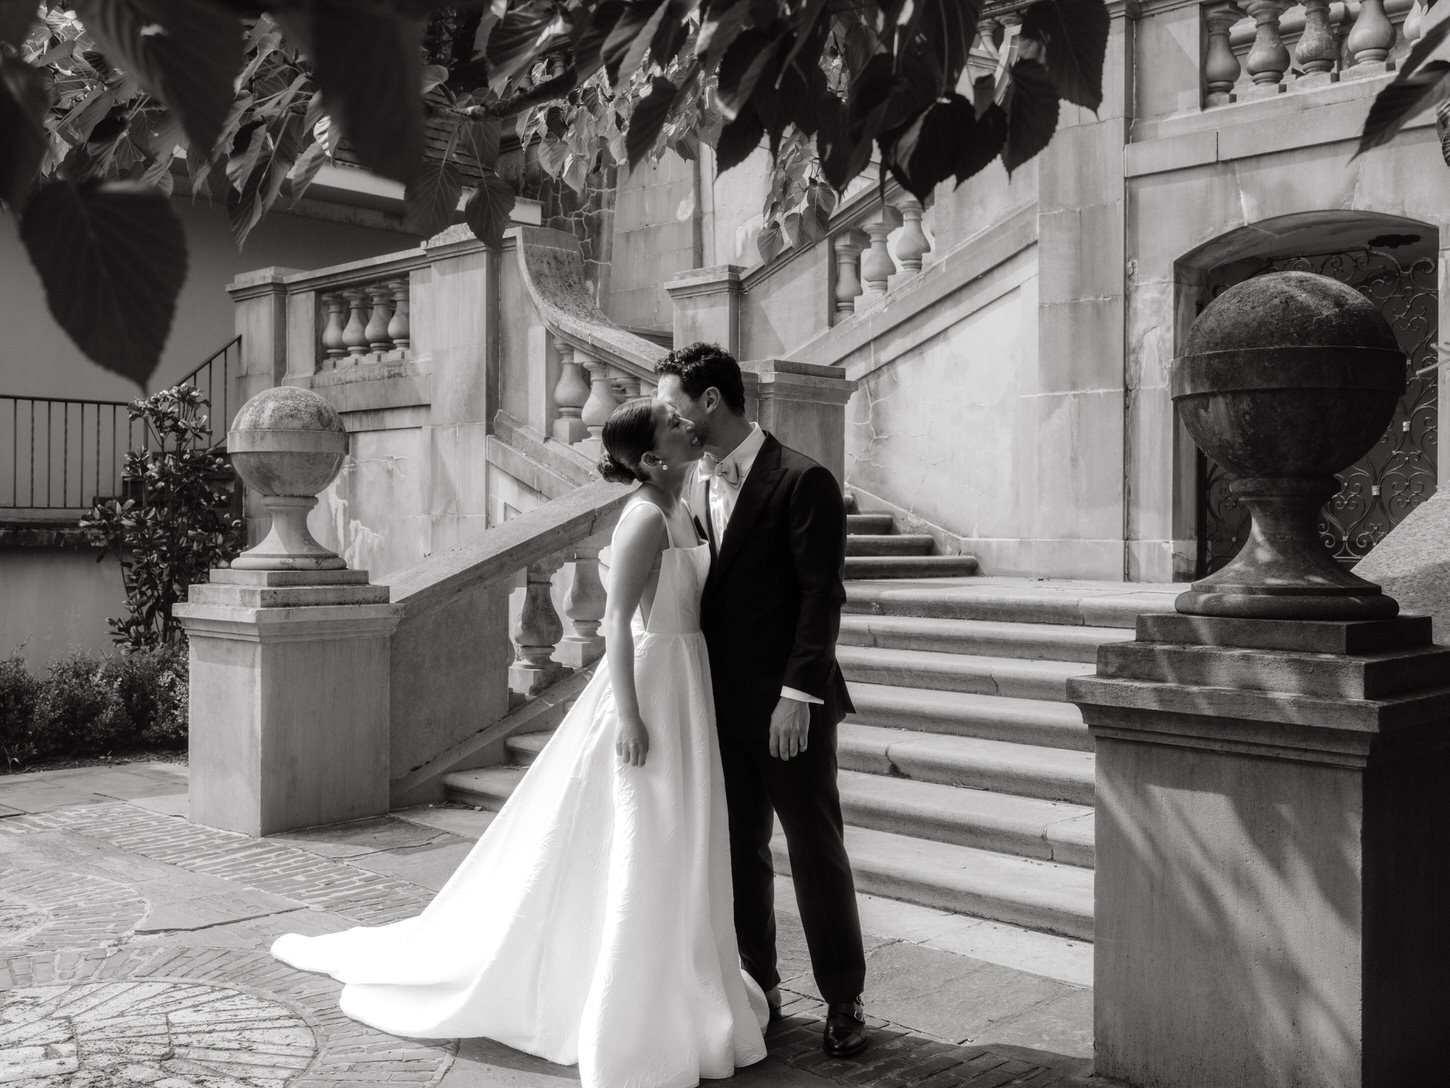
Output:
[227,387,347,571]
[1172,270,1405,619]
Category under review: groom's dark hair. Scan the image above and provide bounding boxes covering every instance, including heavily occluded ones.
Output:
[655,342,745,415]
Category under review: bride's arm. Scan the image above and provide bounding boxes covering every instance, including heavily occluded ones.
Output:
[601,505,667,767]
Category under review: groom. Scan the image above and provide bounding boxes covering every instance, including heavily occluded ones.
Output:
[656,343,868,1058]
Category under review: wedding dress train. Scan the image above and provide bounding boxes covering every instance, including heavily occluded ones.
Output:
[271,512,768,1088]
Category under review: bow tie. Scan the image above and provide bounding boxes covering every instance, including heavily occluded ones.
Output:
[701,453,742,487]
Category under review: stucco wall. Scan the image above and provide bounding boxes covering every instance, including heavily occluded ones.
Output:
[0,543,124,668]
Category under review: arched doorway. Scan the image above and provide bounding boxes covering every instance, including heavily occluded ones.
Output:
[1174,213,1439,578]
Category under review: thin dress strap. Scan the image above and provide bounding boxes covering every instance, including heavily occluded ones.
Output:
[617,500,678,549]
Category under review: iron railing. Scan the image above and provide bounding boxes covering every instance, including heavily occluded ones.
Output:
[0,335,242,514]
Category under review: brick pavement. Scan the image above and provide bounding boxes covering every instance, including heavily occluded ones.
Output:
[0,765,1102,1088]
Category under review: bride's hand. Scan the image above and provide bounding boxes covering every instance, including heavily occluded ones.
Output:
[616,716,649,767]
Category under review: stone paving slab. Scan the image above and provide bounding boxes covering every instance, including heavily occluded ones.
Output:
[0,765,1105,1087]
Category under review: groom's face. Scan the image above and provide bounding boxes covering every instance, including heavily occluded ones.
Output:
[656,375,709,448]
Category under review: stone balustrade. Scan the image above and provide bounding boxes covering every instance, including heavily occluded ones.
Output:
[829,187,934,324]
[385,479,632,805]
[1202,0,1417,106]
[318,275,412,368]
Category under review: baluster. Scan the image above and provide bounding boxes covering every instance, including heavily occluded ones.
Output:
[1404,0,1425,43]
[996,11,1024,66]
[1203,3,1245,105]
[892,195,931,276]
[556,544,607,668]
[1295,0,1337,82]
[1345,0,1395,72]
[615,371,643,400]
[365,283,393,353]
[552,343,590,444]
[579,351,616,456]
[1242,0,1290,91]
[833,229,867,316]
[976,14,1001,59]
[386,277,410,350]
[855,204,903,313]
[509,554,568,697]
[342,288,369,357]
[321,294,347,363]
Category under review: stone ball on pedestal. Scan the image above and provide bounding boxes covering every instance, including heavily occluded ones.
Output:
[1171,270,1406,619]
[227,387,348,571]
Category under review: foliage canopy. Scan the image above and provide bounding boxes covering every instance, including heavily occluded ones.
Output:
[1,0,1113,387]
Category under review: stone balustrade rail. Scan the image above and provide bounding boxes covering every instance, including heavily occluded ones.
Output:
[1203,0,1419,107]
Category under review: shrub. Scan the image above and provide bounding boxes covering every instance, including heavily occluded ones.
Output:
[82,386,244,651]
[114,643,189,747]
[0,655,41,769]
[34,651,131,758]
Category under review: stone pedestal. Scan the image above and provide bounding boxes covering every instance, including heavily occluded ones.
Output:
[740,359,856,484]
[665,266,744,355]
[173,569,403,836]
[1069,613,1450,1088]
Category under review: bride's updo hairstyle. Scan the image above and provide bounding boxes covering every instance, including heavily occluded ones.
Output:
[597,396,656,484]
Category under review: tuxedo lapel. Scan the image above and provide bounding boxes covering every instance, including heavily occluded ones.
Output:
[712,434,784,585]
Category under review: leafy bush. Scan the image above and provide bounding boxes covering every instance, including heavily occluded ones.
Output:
[0,646,189,770]
[83,386,244,651]
[0,655,41,769]
[34,651,130,758]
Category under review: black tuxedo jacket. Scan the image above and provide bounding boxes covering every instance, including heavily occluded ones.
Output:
[696,433,855,734]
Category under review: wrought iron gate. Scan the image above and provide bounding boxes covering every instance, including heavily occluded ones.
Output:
[1197,250,1439,577]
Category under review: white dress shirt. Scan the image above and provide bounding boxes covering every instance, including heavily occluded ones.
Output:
[705,424,822,708]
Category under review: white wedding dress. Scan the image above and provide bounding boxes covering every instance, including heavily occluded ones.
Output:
[271,504,768,1088]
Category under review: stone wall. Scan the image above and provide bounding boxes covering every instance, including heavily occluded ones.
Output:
[0,532,124,668]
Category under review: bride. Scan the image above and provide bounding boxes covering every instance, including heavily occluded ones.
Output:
[271,396,769,1088]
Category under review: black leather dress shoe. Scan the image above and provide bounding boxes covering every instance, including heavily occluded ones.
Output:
[823,996,868,1057]
[764,986,782,1022]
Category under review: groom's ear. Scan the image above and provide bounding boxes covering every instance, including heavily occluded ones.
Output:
[702,387,721,414]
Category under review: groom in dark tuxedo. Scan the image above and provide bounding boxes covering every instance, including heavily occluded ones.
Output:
[656,343,868,1058]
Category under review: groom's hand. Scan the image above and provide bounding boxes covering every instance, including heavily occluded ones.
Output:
[769,697,810,760]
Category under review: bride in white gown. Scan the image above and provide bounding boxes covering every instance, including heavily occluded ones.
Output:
[271,397,768,1088]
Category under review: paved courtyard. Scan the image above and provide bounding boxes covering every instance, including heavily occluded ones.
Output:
[1,762,1101,1087]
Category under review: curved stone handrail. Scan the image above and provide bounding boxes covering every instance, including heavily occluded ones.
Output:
[515,226,663,381]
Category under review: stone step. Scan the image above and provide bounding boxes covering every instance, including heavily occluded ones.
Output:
[845,533,935,557]
[847,514,895,534]
[442,765,523,808]
[505,730,550,765]
[846,577,1181,628]
[839,614,1120,663]
[847,682,1091,751]
[845,555,980,579]
[839,644,1094,702]
[839,722,1095,805]
[772,824,1094,941]
[836,769,1094,867]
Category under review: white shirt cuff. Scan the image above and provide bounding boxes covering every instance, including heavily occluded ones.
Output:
[780,686,824,706]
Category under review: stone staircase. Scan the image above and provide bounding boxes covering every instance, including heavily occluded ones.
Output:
[845,511,979,579]
[443,510,1181,942]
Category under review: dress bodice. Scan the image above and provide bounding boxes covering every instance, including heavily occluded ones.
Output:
[640,543,709,637]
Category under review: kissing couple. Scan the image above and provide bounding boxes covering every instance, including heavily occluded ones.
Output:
[272,343,869,1087]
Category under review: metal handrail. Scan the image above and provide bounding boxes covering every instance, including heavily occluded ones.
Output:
[1,335,242,513]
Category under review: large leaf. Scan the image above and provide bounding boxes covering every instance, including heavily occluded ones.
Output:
[1357,60,1450,156]
[715,106,765,172]
[458,115,503,171]
[0,57,50,210]
[284,140,329,206]
[227,113,303,247]
[885,95,968,201]
[19,181,186,388]
[649,0,693,70]
[603,0,669,87]
[697,0,751,71]
[574,0,625,81]
[716,28,781,120]
[405,159,463,237]
[1020,0,1110,111]
[955,101,1008,185]
[283,4,425,183]
[1002,58,1059,173]
[486,7,562,90]
[74,0,243,156]
[463,167,516,248]
[627,75,677,166]
[1394,16,1450,83]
